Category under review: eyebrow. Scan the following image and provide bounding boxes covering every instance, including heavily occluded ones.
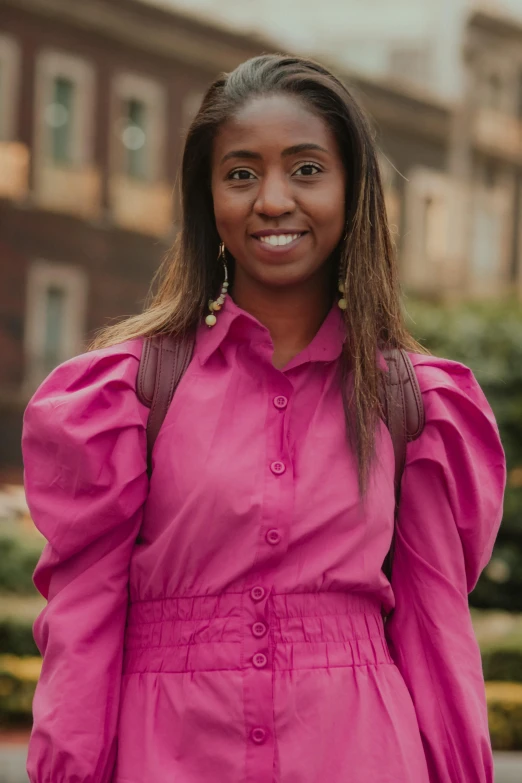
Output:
[220,143,329,164]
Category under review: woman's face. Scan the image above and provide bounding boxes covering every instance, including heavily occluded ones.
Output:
[211,93,346,292]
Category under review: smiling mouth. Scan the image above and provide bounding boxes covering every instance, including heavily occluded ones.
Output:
[253,232,306,247]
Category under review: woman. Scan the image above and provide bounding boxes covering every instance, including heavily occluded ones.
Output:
[22,55,505,783]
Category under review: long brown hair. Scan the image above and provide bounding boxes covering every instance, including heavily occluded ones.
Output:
[90,54,427,491]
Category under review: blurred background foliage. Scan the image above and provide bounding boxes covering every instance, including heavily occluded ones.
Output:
[406,297,522,611]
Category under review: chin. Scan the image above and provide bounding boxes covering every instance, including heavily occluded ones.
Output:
[252,267,313,290]
[262,260,328,289]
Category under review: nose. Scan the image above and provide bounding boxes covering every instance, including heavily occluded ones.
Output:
[253,171,295,218]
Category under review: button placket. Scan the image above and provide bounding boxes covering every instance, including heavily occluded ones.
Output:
[243,584,273,776]
[243,375,292,777]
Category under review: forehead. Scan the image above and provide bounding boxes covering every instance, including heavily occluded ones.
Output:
[213,93,338,157]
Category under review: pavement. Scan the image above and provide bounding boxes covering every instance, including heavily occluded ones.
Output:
[1,744,522,783]
[494,752,522,782]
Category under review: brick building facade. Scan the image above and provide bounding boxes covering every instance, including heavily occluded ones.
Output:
[0,0,268,478]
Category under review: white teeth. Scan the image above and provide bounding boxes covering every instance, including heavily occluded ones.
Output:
[259,234,301,246]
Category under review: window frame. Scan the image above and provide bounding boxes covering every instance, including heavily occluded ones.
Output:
[24,260,88,391]
[402,165,461,291]
[34,49,95,170]
[0,33,21,142]
[111,72,167,183]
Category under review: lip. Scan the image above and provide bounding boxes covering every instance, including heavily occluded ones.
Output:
[250,232,307,257]
[251,228,308,238]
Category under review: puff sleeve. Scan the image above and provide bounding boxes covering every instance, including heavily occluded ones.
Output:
[384,355,506,783]
[22,340,149,783]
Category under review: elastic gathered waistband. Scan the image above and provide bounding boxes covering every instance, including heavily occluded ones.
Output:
[123,591,392,674]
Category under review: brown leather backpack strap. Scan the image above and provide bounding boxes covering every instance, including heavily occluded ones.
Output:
[137,331,196,475]
[380,348,425,581]
[380,348,425,496]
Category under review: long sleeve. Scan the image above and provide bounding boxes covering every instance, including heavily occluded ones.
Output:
[22,339,149,783]
[384,354,506,783]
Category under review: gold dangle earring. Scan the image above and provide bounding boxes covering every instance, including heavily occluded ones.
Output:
[337,276,347,311]
[205,242,229,327]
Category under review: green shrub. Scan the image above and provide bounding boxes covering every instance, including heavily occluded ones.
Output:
[486,682,522,751]
[482,646,522,683]
[0,615,38,656]
[0,655,40,727]
[0,534,42,594]
[406,299,522,611]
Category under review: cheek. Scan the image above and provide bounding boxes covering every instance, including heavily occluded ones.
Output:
[212,188,250,237]
[307,187,345,233]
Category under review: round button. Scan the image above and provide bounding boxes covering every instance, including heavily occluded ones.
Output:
[252,652,268,668]
[266,528,281,546]
[270,461,286,476]
[251,727,267,744]
[273,395,288,410]
[252,621,267,638]
[250,586,266,602]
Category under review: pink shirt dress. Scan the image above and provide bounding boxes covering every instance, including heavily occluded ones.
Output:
[22,295,506,783]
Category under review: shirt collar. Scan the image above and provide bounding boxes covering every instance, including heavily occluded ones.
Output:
[196,293,345,368]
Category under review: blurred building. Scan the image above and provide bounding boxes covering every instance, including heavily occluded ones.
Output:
[148,0,522,100]
[0,0,521,479]
[413,9,522,300]
[0,0,266,480]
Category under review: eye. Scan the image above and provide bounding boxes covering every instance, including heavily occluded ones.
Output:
[228,169,256,181]
[294,162,322,177]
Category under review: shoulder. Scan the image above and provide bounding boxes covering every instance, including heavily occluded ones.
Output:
[406,352,504,471]
[26,338,145,406]
[22,338,149,555]
[35,338,144,393]
[408,352,482,396]
[407,352,498,427]
[23,338,148,445]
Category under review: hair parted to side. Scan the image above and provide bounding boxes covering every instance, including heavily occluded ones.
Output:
[90,53,428,491]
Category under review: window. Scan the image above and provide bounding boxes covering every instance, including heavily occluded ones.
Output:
[35,51,95,168]
[471,203,502,279]
[422,195,447,259]
[0,34,21,142]
[43,286,66,371]
[112,73,166,183]
[49,76,75,164]
[25,261,88,389]
[482,71,504,111]
[402,167,455,292]
[122,97,148,179]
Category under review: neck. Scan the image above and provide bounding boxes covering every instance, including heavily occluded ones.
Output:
[232,268,335,369]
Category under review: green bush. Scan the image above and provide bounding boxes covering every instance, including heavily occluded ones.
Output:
[486,682,522,751]
[0,534,42,594]
[406,298,522,611]
[482,646,522,683]
[0,615,38,656]
[0,655,40,728]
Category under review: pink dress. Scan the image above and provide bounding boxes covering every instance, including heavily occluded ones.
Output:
[22,295,506,783]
